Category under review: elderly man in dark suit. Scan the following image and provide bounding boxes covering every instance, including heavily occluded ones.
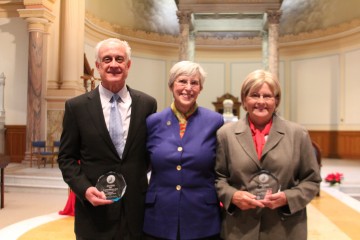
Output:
[58,38,157,240]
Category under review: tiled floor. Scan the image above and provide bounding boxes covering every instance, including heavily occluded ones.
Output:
[320,159,360,185]
[5,158,360,186]
[1,158,360,239]
[320,158,360,201]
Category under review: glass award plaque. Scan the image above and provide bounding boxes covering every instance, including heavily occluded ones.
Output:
[95,171,127,202]
[248,170,280,200]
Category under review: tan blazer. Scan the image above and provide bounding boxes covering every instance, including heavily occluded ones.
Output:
[215,114,321,240]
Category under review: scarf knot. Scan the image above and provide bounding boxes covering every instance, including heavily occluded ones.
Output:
[171,102,198,138]
[249,118,273,160]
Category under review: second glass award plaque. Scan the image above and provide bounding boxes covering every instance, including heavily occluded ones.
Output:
[95,171,127,202]
[248,170,280,200]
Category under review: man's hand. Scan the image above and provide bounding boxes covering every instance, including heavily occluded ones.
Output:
[85,187,114,206]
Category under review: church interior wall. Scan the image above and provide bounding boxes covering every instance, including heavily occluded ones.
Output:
[67,26,360,159]
[1,3,360,159]
[0,17,28,126]
[3,29,360,129]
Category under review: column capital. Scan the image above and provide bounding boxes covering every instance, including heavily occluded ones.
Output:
[18,0,55,32]
[176,10,193,25]
[18,7,55,33]
[23,0,56,11]
[266,10,282,24]
[18,8,55,22]
[24,17,51,32]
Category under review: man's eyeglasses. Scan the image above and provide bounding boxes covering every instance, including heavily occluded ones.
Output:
[175,79,200,88]
[248,93,275,101]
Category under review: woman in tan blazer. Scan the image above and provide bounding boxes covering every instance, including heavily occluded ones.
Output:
[215,69,321,240]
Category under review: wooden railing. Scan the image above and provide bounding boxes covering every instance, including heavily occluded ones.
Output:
[3,126,359,162]
[4,125,26,163]
[309,131,360,159]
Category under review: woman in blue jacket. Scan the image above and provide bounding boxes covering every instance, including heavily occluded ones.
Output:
[144,61,224,240]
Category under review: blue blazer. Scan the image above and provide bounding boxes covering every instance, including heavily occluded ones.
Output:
[143,107,224,240]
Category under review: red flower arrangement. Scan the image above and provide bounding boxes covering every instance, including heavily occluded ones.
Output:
[325,172,344,186]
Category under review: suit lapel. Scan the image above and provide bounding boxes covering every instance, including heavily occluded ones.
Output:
[235,114,285,165]
[262,115,285,158]
[86,87,118,156]
[234,118,260,166]
[122,87,139,159]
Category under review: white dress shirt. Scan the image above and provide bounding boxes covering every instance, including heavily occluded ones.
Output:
[99,84,132,146]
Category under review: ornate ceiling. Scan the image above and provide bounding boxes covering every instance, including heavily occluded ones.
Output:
[85,0,360,47]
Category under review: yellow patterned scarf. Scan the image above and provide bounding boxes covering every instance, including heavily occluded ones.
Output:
[171,102,198,138]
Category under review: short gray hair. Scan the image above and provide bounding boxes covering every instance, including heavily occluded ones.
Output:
[95,38,132,63]
[168,61,207,89]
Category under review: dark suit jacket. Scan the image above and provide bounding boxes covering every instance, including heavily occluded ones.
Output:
[215,114,321,240]
[58,86,157,239]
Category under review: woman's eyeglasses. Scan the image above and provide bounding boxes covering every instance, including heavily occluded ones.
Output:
[248,93,275,101]
[175,79,200,88]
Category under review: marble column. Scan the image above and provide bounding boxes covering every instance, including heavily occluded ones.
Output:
[0,73,5,116]
[177,10,193,61]
[267,10,282,80]
[262,30,269,71]
[188,30,195,62]
[25,18,48,152]
[0,73,5,154]
[18,2,55,163]
[59,0,85,90]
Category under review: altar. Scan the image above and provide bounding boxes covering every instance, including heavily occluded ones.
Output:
[212,93,240,123]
